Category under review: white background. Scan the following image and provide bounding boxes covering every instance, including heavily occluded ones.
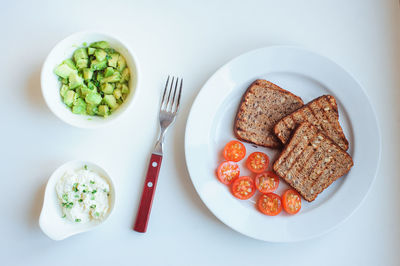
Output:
[1,0,399,265]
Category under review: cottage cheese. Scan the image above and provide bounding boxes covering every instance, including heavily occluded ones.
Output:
[56,167,110,223]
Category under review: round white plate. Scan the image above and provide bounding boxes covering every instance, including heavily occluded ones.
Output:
[184,46,381,242]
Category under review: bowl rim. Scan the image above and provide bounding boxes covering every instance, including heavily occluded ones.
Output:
[40,30,140,129]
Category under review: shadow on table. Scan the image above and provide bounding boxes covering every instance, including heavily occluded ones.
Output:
[25,66,50,114]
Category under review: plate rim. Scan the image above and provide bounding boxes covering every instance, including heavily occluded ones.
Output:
[184,45,382,243]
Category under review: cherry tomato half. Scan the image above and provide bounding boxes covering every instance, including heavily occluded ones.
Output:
[257,193,282,216]
[246,152,269,173]
[282,189,302,215]
[231,176,256,200]
[216,161,240,185]
[255,171,280,193]
[223,140,246,162]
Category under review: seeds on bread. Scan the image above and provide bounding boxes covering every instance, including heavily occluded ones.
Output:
[273,122,353,202]
[234,80,304,149]
[274,95,349,150]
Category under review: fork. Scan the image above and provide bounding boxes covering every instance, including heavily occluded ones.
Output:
[133,76,183,233]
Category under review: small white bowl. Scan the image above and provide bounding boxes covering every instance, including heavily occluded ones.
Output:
[41,31,140,128]
[39,160,116,240]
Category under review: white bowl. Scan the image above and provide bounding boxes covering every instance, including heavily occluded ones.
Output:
[41,31,140,128]
[39,160,116,240]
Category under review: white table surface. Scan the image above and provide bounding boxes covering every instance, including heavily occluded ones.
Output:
[2,0,400,265]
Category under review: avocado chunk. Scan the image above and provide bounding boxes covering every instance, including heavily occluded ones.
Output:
[73,48,88,61]
[63,90,75,107]
[60,84,69,97]
[83,68,93,80]
[86,104,98,115]
[63,59,77,70]
[68,72,84,89]
[72,99,87,115]
[89,41,110,49]
[85,92,102,105]
[117,55,126,72]
[100,72,121,83]
[80,85,92,98]
[98,105,109,117]
[121,68,130,82]
[113,88,122,100]
[88,47,96,55]
[95,49,107,61]
[91,59,108,71]
[104,67,115,77]
[121,83,129,94]
[54,62,76,79]
[108,53,119,68]
[104,95,119,110]
[101,83,114,94]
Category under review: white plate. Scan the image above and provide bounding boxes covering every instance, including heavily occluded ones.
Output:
[184,46,381,242]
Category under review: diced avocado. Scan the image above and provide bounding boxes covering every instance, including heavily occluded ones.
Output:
[73,48,88,61]
[121,68,130,82]
[85,92,102,105]
[100,72,121,83]
[80,85,92,98]
[90,41,110,49]
[121,83,129,94]
[113,88,122,99]
[86,104,98,115]
[104,95,119,110]
[63,59,77,70]
[76,58,88,69]
[95,49,107,61]
[54,62,76,79]
[98,105,109,117]
[91,59,108,71]
[68,72,84,89]
[88,47,96,55]
[117,98,123,105]
[104,67,115,77]
[117,55,126,72]
[87,81,97,91]
[96,72,104,82]
[83,68,93,80]
[72,100,87,115]
[59,77,68,85]
[101,83,114,94]
[60,84,69,97]
[108,53,119,67]
[63,90,75,107]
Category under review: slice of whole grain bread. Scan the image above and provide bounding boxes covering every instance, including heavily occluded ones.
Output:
[274,95,349,150]
[234,80,304,148]
[273,122,353,202]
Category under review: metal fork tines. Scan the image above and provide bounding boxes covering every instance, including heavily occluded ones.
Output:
[154,76,183,155]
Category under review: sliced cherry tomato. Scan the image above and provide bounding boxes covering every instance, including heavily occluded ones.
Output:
[282,189,302,215]
[246,152,269,173]
[223,140,246,162]
[257,193,282,216]
[216,161,240,185]
[231,176,255,200]
[255,171,280,193]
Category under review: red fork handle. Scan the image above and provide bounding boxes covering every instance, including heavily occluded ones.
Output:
[134,153,163,233]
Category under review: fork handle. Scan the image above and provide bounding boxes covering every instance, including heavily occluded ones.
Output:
[133,153,163,233]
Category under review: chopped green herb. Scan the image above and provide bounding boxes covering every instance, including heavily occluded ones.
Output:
[78,199,83,202]
[90,180,95,184]
[62,194,68,201]
[82,189,87,193]
[105,54,111,60]
[72,183,79,192]
[90,205,96,209]
[92,189,97,194]
[82,42,87,46]
[95,212,99,217]
[66,202,74,209]
[91,196,95,200]
[62,214,66,218]
[75,219,81,222]
[74,194,79,198]
[84,165,88,170]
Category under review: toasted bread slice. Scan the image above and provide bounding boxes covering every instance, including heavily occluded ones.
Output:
[234,80,304,148]
[273,122,353,202]
[274,95,349,150]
